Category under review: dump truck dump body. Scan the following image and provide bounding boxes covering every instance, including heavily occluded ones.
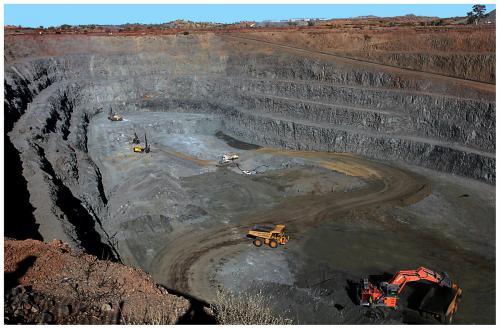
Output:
[417,284,462,323]
[252,225,275,232]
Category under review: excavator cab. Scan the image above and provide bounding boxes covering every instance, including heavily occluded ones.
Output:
[380,282,399,297]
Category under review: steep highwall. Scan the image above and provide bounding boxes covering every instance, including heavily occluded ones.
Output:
[239,26,496,83]
[344,51,495,83]
[4,33,495,255]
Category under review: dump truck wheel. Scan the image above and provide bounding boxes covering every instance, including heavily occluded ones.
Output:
[269,239,278,248]
[253,239,263,247]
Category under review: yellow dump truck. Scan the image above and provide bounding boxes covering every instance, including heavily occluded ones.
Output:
[247,224,289,248]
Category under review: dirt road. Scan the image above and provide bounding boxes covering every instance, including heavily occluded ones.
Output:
[87,111,493,324]
[220,34,496,94]
[150,149,430,299]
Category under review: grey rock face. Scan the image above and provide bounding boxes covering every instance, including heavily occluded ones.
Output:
[3,34,495,255]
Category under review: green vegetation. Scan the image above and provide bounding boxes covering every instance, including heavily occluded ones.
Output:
[467,4,487,24]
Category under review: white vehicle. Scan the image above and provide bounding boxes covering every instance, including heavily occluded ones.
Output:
[242,170,252,175]
[219,152,239,164]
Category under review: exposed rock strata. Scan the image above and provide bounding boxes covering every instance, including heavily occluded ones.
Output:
[4,32,495,254]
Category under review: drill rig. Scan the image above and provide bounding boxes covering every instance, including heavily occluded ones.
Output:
[133,133,150,153]
[359,267,462,323]
[132,131,140,144]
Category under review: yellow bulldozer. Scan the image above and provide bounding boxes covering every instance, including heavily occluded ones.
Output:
[247,224,289,248]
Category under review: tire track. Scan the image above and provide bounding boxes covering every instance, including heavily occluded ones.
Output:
[149,150,431,302]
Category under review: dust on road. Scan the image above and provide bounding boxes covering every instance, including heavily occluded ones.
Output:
[89,111,494,324]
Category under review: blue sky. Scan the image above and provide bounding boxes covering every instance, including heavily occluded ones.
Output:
[4,4,496,27]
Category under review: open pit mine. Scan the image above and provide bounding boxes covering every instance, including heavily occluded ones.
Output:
[4,25,495,324]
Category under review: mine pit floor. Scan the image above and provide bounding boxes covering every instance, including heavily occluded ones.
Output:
[87,111,494,324]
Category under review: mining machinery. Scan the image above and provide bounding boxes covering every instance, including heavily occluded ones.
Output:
[247,224,289,248]
[133,133,150,153]
[108,108,123,121]
[219,152,239,165]
[359,267,462,323]
[132,131,140,144]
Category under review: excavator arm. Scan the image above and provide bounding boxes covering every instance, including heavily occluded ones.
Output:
[389,267,451,293]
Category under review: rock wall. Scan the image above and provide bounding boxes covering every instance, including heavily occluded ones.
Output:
[4,33,495,253]
[239,26,496,83]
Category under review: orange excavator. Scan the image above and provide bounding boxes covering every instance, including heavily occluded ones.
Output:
[359,267,462,323]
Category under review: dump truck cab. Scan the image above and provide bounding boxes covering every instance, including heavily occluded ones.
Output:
[247,224,289,248]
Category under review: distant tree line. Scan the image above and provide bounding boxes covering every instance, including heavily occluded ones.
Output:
[467,4,486,25]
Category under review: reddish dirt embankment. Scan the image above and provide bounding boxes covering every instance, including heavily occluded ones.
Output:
[4,239,193,324]
[233,26,496,83]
